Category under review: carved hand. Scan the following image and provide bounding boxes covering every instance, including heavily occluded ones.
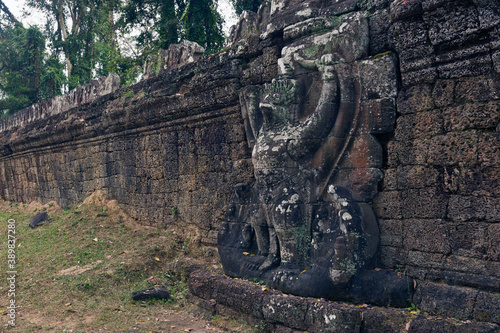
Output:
[317,54,339,81]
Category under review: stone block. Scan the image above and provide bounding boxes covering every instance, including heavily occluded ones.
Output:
[448,195,500,222]
[359,54,398,100]
[493,51,500,73]
[403,219,451,254]
[389,20,429,54]
[474,291,500,324]
[361,308,411,333]
[401,67,439,86]
[394,111,443,141]
[414,281,478,320]
[408,316,499,333]
[380,168,397,191]
[396,165,442,190]
[387,138,430,166]
[427,131,479,167]
[487,224,500,261]
[368,8,392,55]
[305,301,362,333]
[401,188,449,219]
[379,219,403,247]
[443,102,499,132]
[397,84,434,114]
[373,191,402,219]
[356,98,396,135]
[455,74,500,103]
[263,295,310,330]
[473,0,500,30]
[423,4,480,46]
[454,167,500,197]
[437,55,492,79]
[449,222,489,259]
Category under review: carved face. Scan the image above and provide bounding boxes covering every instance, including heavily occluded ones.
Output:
[259,78,299,127]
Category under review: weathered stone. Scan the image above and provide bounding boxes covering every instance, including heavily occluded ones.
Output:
[219,8,396,303]
[487,224,500,262]
[427,131,479,166]
[0,73,120,133]
[423,3,480,46]
[414,281,478,320]
[368,8,392,55]
[131,286,170,301]
[28,212,49,228]
[143,40,205,78]
[349,269,414,308]
[403,219,451,254]
[473,0,500,30]
[394,111,444,141]
[378,219,403,247]
[407,316,499,333]
[397,84,435,114]
[361,307,411,333]
[396,165,442,190]
[432,79,455,107]
[401,188,449,219]
[474,291,500,324]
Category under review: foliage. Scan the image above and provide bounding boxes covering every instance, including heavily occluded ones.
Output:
[180,0,225,54]
[121,0,226,56]
[231,0,264,15]
[120,0,180,53]
[0,25,65,116]
[0,0,229,116]
[26,0,139,91]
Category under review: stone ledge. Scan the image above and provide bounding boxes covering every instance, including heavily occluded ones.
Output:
[187,270,499,333]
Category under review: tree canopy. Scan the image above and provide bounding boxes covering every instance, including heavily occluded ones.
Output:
[0,0,230,116]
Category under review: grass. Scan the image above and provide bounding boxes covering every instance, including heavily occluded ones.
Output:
[0,197,252,332]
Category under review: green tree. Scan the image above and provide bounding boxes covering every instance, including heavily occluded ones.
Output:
[26,0,136,90]
[231,0,263,15]
[121,0,180,53]
[0,26,57,116]
[121,0,225,57]
[180,0,224,54]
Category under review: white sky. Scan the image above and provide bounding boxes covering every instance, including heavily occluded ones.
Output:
[3,0,238,34]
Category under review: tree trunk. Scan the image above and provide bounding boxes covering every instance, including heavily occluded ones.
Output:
[56,0,72,78]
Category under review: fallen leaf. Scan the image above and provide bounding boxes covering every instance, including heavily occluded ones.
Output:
[301,270,306,274]
[93,237,98,242]
[154,257,160,262]
[65,303,71,306]
[243,252,249,256]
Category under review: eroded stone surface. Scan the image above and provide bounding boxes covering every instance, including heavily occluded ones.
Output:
[218,10,398,301]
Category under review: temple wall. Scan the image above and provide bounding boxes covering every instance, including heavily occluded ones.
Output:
[0,0,498,325]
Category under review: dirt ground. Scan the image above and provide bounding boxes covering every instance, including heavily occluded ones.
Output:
[0,194,251,333]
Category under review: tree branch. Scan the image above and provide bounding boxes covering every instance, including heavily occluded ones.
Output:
[0,0,21,26]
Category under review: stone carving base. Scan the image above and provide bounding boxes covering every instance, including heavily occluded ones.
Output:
[188,270,498,333]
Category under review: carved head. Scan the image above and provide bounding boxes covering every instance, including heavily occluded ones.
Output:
[259,78,300,127]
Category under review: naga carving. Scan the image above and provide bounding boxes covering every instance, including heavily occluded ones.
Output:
[218,11,398,299]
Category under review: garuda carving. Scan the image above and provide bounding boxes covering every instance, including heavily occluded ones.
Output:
[218,12,398,299]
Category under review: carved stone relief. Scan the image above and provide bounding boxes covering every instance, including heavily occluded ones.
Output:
[219,11,399,300]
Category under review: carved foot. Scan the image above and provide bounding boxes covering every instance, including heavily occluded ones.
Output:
[259,253,280,272]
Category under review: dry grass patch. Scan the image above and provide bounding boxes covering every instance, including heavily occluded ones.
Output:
[0,195,251,333]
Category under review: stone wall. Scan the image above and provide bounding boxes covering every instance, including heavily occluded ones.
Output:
[0,0,498,326]
[0,74,120,133]
[0,56,255,242]
[371,0,499,323]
